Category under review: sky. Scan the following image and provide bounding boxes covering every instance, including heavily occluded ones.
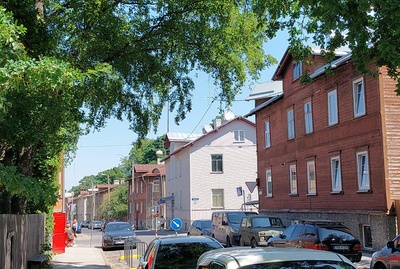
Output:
[64,31,289,191]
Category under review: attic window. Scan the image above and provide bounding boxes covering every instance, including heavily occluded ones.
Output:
[234,130,244,142]
[293,61,302,81]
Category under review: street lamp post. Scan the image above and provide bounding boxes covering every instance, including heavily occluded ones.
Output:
[88,184,99,248]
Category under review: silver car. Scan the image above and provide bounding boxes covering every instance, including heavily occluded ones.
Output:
[371,234,400,269]
[89,220,103,229]
[187,220,212,236]
[196,247,357,269]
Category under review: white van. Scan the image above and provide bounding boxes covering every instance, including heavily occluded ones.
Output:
[211,211,258,247]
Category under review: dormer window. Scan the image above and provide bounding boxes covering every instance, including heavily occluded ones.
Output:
[293,61,302,81]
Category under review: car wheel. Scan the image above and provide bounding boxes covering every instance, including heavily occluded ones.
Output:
[251,238,258,248]
[226,236,232,247]
[239,236,245,246]
[373,262,386,269]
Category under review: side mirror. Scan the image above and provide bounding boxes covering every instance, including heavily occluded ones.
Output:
[387,241,395,250]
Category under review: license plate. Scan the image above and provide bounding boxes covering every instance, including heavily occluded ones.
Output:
[115,240,124,244]
[333,245,349,250]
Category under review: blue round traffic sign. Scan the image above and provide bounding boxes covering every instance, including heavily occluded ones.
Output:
[170,218,182,231]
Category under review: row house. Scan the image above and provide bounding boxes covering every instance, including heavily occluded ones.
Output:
[130,164,166,230]
[246,47,400,251]
[72,183,118,223]
[161,115,259,231]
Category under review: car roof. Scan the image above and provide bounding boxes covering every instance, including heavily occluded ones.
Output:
[106,221,130,225]
[197,247,354,268]
[152,235,220,245]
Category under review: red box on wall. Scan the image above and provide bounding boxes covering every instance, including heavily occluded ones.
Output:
[52,212,66,254]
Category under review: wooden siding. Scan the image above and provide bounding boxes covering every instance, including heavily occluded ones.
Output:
[380,67,400,201]
[256,61,390,213]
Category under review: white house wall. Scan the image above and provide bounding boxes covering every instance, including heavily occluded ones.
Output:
[165,118,258,231]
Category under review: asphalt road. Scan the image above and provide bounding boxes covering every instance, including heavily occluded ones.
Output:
[77,227,372,269]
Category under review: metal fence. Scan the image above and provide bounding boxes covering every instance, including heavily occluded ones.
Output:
[124,238,148,268]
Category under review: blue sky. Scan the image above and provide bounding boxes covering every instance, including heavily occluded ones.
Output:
[64,31,289,191]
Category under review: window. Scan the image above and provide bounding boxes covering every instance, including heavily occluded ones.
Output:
[212,189,224,208]
[289,164,298,195]
[293,61,302,80]
[304,101,313,134]
[357,151,370,191]
[307,160,316,195]
[328,90,338,125]
[331,156,342,192]
[211,154,223,173]
[234,130,245,142]
[265,121,271,148]
[266,169,272,197]
[353,77,366,117]
[287,109,295,140]
[152,179,160,192]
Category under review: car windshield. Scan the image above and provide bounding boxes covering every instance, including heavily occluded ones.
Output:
[227,213,246,224]
[155,241,222,269]
[252,218,283,228]
[106,223,133,232]
[319,227,357,241]
[202,221,211,228]
[239,260,355,269]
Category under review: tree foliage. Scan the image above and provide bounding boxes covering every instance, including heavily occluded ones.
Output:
[98,184,128,221]
[256,0,400,91]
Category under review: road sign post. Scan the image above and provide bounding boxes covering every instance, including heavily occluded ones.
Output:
[170,218,182,236]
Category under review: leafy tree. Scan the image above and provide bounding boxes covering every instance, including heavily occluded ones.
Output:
[98,184,128,221]
[0,1,272,213]
[256,0,400,90]
[128,135,167,165]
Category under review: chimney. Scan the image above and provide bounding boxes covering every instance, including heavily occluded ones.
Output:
[213,118,222,129]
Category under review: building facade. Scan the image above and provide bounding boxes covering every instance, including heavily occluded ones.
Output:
[247,48,400,251]
[162,116,259,231]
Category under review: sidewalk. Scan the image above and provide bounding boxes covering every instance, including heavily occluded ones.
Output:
[51,246,110,269]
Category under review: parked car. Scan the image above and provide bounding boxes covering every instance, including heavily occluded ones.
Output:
[138,236,223,269]
[102,221,137,251]
[89,220,103,229]
[211,211,258,247]
[266,220,362,262]
[81,220,90,228]
[196,246,357,269]
[238,215,285,247]
[188,220,212,236]
[371,233,400,269]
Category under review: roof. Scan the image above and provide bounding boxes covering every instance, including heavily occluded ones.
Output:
[133,164,165,176]
[164,132,203,148]
[245,94,283,117]
[245,81,283,101]
[272,46,351,81]
[163,116,255,161]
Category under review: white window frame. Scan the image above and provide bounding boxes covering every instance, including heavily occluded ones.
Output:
[287,109,295,140]
[357,151,370,191]
[353,77,366,117]
[266,169,272,197]
[328,90,338,125]
[331,156,342,192]
[152,179,160,192]
[211,154,223,173]
[307,160,316,195]
[304,101,313,134]
[234,130,245,142]
[289,164,298,195]
[265,121,271,148]
[293,61,302,80]
[212,189,224,208]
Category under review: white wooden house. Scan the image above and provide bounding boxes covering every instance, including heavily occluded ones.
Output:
[162,114,258,231]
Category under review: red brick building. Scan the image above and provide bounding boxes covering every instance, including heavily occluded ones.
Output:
[129,164,166,230]
[247,47,400,251]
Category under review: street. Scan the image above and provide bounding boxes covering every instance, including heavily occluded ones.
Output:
[76,227,372,269]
